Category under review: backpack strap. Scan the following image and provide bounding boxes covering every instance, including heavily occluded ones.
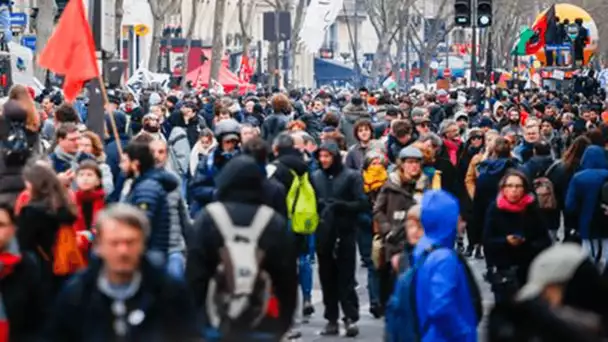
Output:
[206,203,274,242]
[544,160,560,178]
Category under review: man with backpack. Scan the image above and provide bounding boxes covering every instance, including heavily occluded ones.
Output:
[386,190,481,342]
[268,133,317,319]
[186,155,297,341]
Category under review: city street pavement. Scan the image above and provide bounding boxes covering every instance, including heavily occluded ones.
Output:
[293,257,493,342]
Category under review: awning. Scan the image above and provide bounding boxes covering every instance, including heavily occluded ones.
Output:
[314,58,367,86]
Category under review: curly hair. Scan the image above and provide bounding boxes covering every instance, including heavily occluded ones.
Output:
[271,93,292,114]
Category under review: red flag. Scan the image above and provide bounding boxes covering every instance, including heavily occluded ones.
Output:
[38,0,99,102]
[525,5,556,55]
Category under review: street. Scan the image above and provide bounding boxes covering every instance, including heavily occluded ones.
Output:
[295,258,493,341]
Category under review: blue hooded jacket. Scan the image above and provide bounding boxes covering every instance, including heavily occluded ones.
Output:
[565,146,608,239]
[414,190,477,342]
[126,168,178,255]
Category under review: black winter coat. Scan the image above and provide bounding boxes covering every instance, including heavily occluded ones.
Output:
[45,258,199,342]
[186,201,297,338]
[311,152,368,246]
[483,199,551,282]
[1,251,46,341]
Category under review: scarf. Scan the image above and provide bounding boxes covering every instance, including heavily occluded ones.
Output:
[74,189,106,254]
[363,164,388,193]
[496,192,535,213]
[0,239,22,342]
[443,138,461,166]
[98,270,143,337]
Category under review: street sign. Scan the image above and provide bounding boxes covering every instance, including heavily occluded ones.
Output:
[21,36,36,52]
[443,68,452,78]
[10,12,27,31]
[134,24,150,37]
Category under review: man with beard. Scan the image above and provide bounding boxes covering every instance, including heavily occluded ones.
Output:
[312,141,368,337]
[190,119,241,215]
[501,108,524,138]
[120,141,178,267]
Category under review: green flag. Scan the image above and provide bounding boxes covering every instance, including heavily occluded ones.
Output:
[513,27,536,56]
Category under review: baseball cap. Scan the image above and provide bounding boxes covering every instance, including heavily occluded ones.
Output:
[517,243,588,302]
[398,146,423,160]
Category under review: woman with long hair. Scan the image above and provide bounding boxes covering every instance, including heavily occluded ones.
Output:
[17,163,83,296]
[483,170,551,303]
[8,85,39,135]
[546,135,592,241]
[78,130,114,195]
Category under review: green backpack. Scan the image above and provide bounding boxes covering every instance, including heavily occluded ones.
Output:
[286,170,319,235]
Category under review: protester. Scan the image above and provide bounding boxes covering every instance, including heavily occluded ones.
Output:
[73,160,106,258]
[313,141,367,337]
[46,204,199,341]
[186,155,297,341]
[17,163,84,297]
[149,139,189,279]
[78,130,114,196]
[488,244,608,342]
[120,140,178,267]
[484,170,552,302]
[0,202,45,341]
[565,145,608,267]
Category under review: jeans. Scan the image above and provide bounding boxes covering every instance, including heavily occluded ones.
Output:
[357,222,380,306]
[0,8,11,43]
[583,239,608,272]
[298,235,313,302]
[166,251,186,279]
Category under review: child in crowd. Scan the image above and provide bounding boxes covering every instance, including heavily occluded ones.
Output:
[391,204,423,273]
[73,160,106,260]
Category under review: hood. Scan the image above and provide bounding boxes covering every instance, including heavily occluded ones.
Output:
[317,141,343,175]
[526,155,554,172]
[144,168,179,193]
[277,151,309,176]
[478,158,516,176]
[342,103,370,121]
[216,155,264,203]
[580,146,608,171]
[420,190,459,249]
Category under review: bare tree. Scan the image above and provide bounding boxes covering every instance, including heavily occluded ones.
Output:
[238,0,257,59]
[209,0,227,84]
[181,0,200,87]
[33,0,57,81]
[363,0,411,84]
[408,0,455,85]
[148,0,181,71]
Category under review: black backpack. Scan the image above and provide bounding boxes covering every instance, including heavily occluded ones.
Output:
[1,120,30,165]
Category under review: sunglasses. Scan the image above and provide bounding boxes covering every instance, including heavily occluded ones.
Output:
[470,135,483,140]
[417,123,430,128]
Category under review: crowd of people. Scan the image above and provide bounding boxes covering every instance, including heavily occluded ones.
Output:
[0,80,607,341]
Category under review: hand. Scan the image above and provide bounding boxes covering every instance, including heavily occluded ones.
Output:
[507,235,525,246]
[57,169,75,186]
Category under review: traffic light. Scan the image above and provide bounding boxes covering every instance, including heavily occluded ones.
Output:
[56,0,68,21]
[454,0,471,27]
[477,0,492,28]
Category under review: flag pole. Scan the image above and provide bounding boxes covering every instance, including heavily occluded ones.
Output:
[96,75,123,155]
